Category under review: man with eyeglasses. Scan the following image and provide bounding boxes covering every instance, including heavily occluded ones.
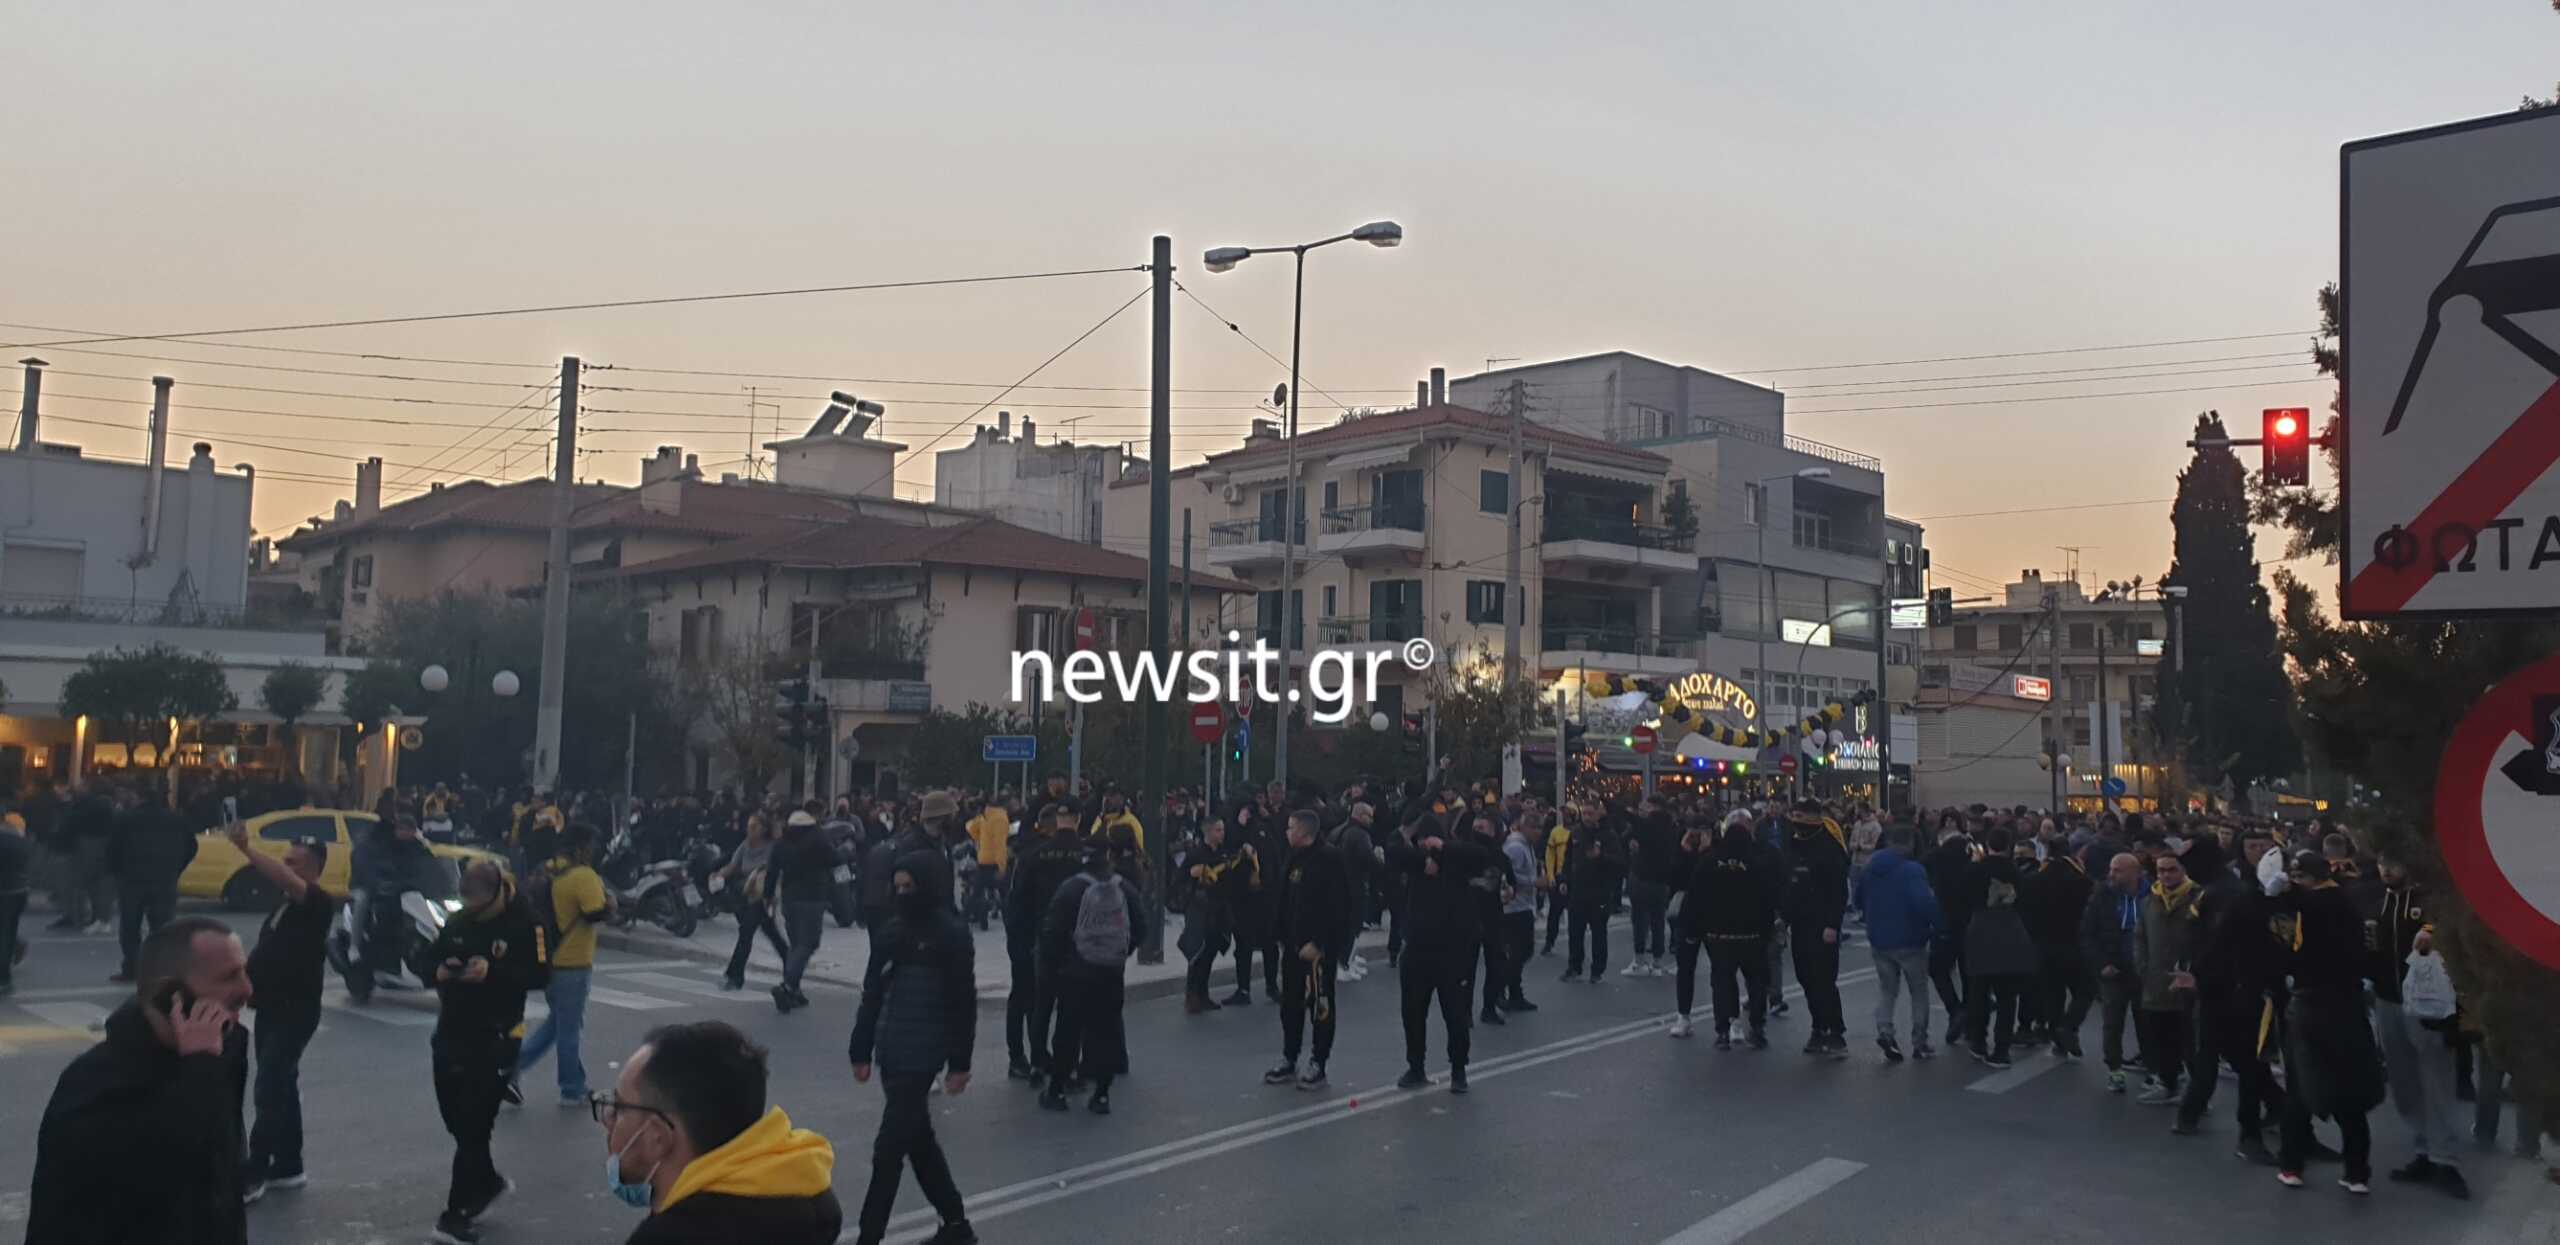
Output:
[593,1021,842,1243]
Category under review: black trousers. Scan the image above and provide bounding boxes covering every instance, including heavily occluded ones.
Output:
[723,904,790,983]
[2038,948,2093,1053]
[1966,974,2025,1052]
[2143,1007,2191,1089]
[1566,903,1611,975]
[1543,891,1566,951]
[859,1072,967,1239]
[1049,971,1128,1081]
[2282,1093,2373,1183]
[0,890,22,989]
[249,1002,321,1178]
[1789,924,1843,1035]
[1005,935,1051,1070]
[115,880,177,978]
[1499,910,1534,1002]
[432,1037,516,1216]
[1700,937,1770,1032]
[2180,993,2280,1135]
[1184,936,1221,998]
[1928,936,1966,1026]
[1399,949,1474,1072]
[1475,906,1507,1014]
[1279,954,1337,1066]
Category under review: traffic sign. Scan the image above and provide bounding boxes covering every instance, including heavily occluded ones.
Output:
[1074,608,1098,651]
[2433,650,2560,971]
[1778,754,1798,777]
[981,734,1037,763]
[1630,723,1657,755]
[2100,776,2128,798]
[1188,702,1223,745]
[2342,106,2560,618]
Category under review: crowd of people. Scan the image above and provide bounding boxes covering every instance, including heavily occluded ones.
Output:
[9,763,2555,1243]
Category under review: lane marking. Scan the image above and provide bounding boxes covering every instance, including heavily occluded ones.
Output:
[586,985,683,1011]
[19,1001,108,1031]
[594,958,703,973]
[618,972,771,1003]
[1659,1157,1867,1245]
[877,968,1879,1240]
[323,997,436,1027]
[1964,1055,2067,1095]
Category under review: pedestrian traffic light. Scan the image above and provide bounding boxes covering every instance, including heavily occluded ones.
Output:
[2262,407,2310,486]
[1926,588,1954,627]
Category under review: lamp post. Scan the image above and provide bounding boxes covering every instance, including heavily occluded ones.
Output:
[1752,466,1832,754]
[1203,220,1402,796]
[1789,600,1879,799]
[417,662,518,805]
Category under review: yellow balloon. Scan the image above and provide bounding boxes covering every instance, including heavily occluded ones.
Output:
[1582,672,1611,697]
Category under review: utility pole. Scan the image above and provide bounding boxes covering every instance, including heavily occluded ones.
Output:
[2096,616,2112,812]
[802,626,822,800]
[621,710,637,824]
[2046,586,2063,812]
[1874,579,1890,817]
[1502,378,1527,687]
[1139,234,1172,963]
[532,356,578,793]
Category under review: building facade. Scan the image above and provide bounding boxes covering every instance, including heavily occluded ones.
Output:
[932,412,1130,545]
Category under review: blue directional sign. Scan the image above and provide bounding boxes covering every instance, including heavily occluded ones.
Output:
[982,734,1037,763]
[2100,776,2128,798]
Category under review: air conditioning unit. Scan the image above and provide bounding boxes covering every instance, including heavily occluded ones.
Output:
[1222,483,1245,504]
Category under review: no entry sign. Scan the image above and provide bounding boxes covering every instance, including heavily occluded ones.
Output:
[1188,702,1223,745]
[2433,650,2560,971]
[2342,107,2560,618]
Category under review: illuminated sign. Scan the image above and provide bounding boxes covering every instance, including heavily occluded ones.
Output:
[1890,598,1928,630]
[1667,670,1758,725]
[2135,638,2165,658]
[1782,619,1833,647]
[2012,674,2053,702]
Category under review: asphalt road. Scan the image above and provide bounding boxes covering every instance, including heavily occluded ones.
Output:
[2,905,2551,1244]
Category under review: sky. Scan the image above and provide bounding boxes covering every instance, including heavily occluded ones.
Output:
[5,2,2552,602]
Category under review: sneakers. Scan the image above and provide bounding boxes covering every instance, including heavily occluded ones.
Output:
[1670,1014,1694,1040]
[1913,1042,1937,1061]
[771,985,806,1013]
[1826,1033,1851,1060]
[926,1220,981,1245]
[1087,1089,1112,1116]
[1398,1067,1431,1090]
[2236,1135,2279,1167]
[717,977,744,992]
[430,1212,483,1245]
[2170,1119,2199,1136]
[1480,1006,1507,1026]
[265,1170,308,1191]
[2276,1171,2306,1189]
[461,1177,513,1220]
[1878,1036,1904,1063]
[1298,1064,1329,1091]
[2108,1069,2129,1093]
[1944,1023,1963,1047]
[1038,1086,1069,1112]
[1006,1061,1034,1082]
[1769,998,1791,1019]
[1559,968,1583,983]
[2136,1084,2180,1106]
[1745,1028,1770,1050]
[1622,958,1651,977]
[1503,995,1540,1013]
[1803,1036,1829,1056]
[1714,1030,1734,1051]
[241,1179,266,1206]
[2389,1157,2439,1185]
[2338,1178,2371,1196]
[1983,1048,2014,1070]
[1223,989,1254,1007]
[1263,1061,1298,1086]
[2437,1166,2471,1200]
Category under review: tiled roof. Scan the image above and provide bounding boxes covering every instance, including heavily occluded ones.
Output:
[279,476,883,551]
[615,514,1251,592]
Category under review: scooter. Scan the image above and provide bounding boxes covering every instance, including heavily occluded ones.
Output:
[600,828,697,938]
[328,859,463,1004]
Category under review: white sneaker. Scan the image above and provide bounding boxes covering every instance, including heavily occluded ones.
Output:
[1622,959,1646,977]
[1670,1014,1694,1039]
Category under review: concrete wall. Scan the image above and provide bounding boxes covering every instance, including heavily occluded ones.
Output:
[1450,354,1786,446]
[0,443,254,609]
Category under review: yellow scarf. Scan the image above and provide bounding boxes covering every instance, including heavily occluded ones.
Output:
[2150,877,2197,915]
[658,1107,834,1213]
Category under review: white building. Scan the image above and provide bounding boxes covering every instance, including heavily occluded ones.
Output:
[932,412,1130,545]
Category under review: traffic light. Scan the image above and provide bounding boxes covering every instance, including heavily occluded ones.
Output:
[1926,587,1954,627]
[2262,408,2310,486]
[774,677,811,749]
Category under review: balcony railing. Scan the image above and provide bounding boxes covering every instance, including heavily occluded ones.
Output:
[1542,625,1675,656]
[1317,613,1423,645]
[1319,501,1425,535]
[1542,513,1690,551]
[1622,414,1882,473]
[1209,516,1304,547]
[1790,522,1882,560]
[0,591,330,634]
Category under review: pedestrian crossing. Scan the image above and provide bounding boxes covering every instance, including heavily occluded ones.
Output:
[0,964,823,1055]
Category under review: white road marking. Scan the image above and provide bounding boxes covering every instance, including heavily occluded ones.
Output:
[618,972,765,1003]
[19,1001,109,1031]
[323,997,436,1027]
[594,958,701,973]
[586,985,682,1011]
[1658,1157,1866,1245]
[2,986,126,1002]
[1964,1056,2066,1095]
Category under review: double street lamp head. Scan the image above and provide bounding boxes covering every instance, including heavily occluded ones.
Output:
[1201,220,1405,273]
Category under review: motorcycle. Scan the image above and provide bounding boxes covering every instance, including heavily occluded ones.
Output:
[823,820,863,928]
[600,828,697,938]
[328,857,463,1004]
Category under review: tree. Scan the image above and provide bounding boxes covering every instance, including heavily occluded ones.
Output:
[58,644,238,777]
[259,662,330,732]
[683,646,795,799]
[2160,413,2300,801]
[1661,483,1700,546]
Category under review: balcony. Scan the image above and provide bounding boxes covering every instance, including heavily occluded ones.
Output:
[1316,613,1423,646]
[1314,502,1425,560]
[1207,516,1301,571]
[1540,513,1694,576]
[1538,625,1690,677]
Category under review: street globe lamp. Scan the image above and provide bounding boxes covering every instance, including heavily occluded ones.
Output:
[419,664,450,693]
[491,670,521,698]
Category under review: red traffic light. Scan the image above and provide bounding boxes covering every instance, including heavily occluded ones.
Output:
[2261,407,2311,486]
[2272,412,2299,438]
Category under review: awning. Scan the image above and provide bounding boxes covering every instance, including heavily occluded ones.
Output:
[1215,462,1293,487]
[1548,458,1661,488]
[1328,444,1415,473]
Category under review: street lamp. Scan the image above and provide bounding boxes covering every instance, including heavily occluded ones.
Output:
[1203,219,1405,794]
[1753,466,1832,751]
[1791,600,1878,797]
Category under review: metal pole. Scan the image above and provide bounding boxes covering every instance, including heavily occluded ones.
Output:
[1875,580,1890,818]
[1274,247,1306,796]
[532,356,578,793]
[2097,616,2112,812]
[2047,588,2064,812]
[1755,494,1770,755]
[1139,234,1173,963]
[621,710,635,825]
[1502,378,1525,686]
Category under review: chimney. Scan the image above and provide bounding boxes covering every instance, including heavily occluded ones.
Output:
[334,499,353,522]
[640,445,687,514]
[1021,417,1036,444]
[135,376,173,568]
[997,411,1012,440]
[14,358,42,451]
[1417,380,1428,408]
[1246,418,1280,446]
[354,456,383,518]
[1429,366,1446,406]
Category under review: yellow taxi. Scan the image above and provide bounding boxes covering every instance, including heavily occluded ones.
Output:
[180,807,509,910]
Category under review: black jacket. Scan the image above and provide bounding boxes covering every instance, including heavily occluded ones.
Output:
[1561,821,1626,904]
[848,854,976,1077]
[1005,830,1086,938]
[419,886,549,1052]
[626,1190,844,1245]
[1384,831,1492,957]
[1625,811,1683,888]
[1924,835,1977,938]
[26,1000,249,1245]
[1275,840,1350,959]
[1780,825,1850,931]
[2079,885,2142,980]
[2018,855,2093,952]
[1679,831,1778,942]
[108,802,198,887]
[2368,881,2428,1005]
[774,822,841,908]
[1041,869,1152,983]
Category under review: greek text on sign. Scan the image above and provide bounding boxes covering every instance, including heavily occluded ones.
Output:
[2011,674,2052,702]
[2342,107,2560,617]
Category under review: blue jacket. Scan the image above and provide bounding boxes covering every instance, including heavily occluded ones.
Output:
[1857,848,1941,952]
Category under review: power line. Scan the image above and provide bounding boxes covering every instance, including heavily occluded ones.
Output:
[1717,330,2316,375]
[1911,497,2177,521]
[1174,282,1354,412]
[9,264,1146,348]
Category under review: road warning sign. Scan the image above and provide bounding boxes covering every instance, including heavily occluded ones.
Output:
[2434,650,2560,972]
[2342,107,2560,618]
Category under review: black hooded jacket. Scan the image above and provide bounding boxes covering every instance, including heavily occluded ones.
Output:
[1679,829,1779,942]
[26,1000,250,1245]
[1780,819,1850,931]
[847,851,976,1077]
[1384,829,1492,957]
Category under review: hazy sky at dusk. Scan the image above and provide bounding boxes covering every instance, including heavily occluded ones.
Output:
[6,3,2551,600]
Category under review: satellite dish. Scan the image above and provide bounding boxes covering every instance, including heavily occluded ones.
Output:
[1272,383,1289,408]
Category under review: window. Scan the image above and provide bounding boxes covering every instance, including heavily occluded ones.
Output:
[259,814,342,845]
[1997,623,2022,652]
[1255,589,1303,648]
[2069,622,2094,651]
[1479,470,1509,515]
[352,555,374,589]
[2137,622,2157,640]
[1745,483,1767,528]
[1792,510,1832,550]
[1369,579,1422,641]
[1322,481,1339,513]
[2072,721,2093,747]
[1465,580,1505,624]
[2068,675,2096,703]
[678,605,724,667]
[1951,624,1977,652]
[1322,585,1337,619]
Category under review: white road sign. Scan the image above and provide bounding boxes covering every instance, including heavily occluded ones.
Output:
[2342,107,2560,618]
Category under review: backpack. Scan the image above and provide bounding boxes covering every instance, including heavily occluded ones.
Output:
[1072,875,1133,967]
[522,866,566,947]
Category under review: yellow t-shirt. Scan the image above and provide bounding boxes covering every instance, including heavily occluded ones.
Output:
[546,861,609,969]
[968,809,1012,870]
[1545,824,1572,881]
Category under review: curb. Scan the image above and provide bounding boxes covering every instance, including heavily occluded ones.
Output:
[594,924,1395,1007]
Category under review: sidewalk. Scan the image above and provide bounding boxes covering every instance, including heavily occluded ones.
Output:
[597,911,1394,1004]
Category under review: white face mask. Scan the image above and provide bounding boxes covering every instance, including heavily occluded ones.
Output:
[2257,847,2290,897]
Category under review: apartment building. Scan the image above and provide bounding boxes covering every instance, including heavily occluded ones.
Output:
[932,411,1132,545]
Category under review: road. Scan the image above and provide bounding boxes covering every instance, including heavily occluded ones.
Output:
[2,905,2550,1244]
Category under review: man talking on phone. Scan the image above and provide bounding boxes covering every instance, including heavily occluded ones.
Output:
[28,914,255,1244]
